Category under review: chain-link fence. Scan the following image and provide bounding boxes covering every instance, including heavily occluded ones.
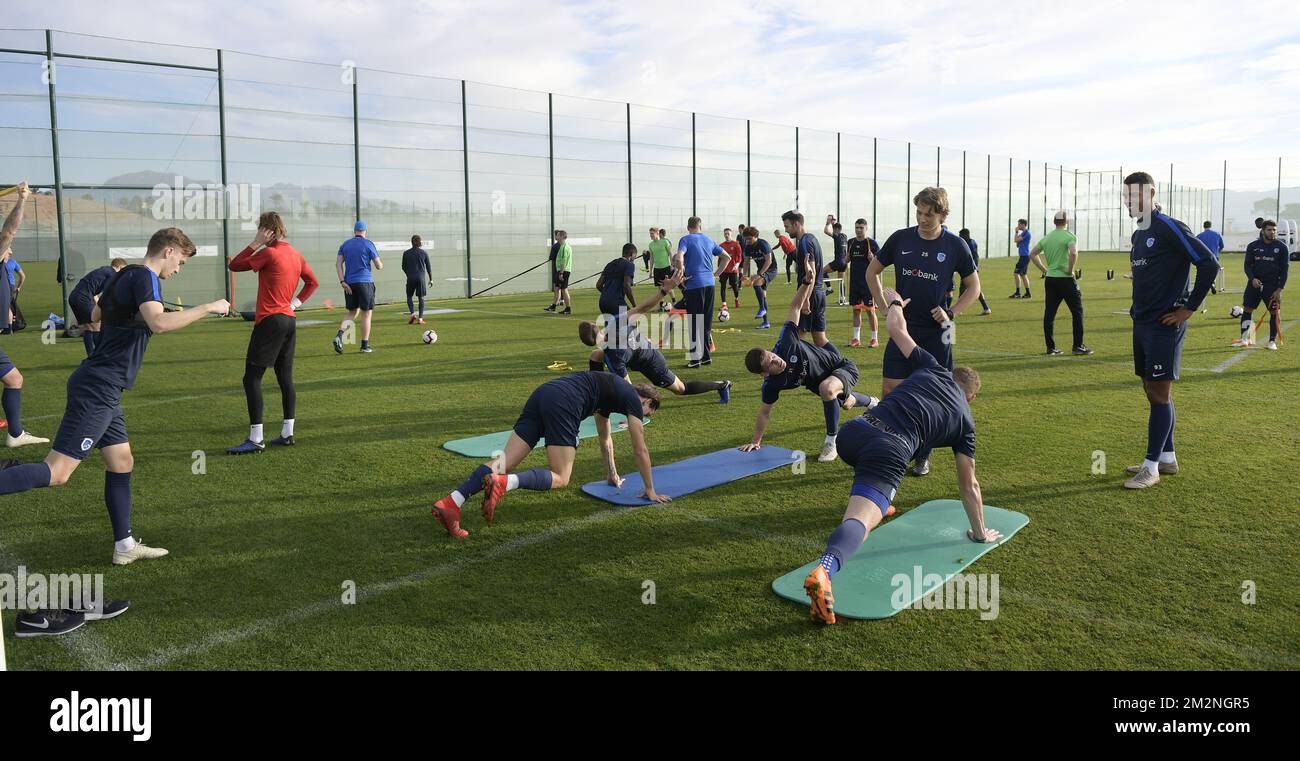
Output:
[4,28,1288,317]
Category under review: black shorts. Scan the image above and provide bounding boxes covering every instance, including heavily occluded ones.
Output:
[1014,256,1030,275]
[514,385,582,448]
[344,282,376,311]
[719,272,740,290]
[807,357,858,395]
[836,416,911,506]
[1242,279,1280,310]
[70,293,95,325]
[1132,319,1185,380]
[653,267,673,287]
[405,277,428,298]
[246,313,297,368]
[0,347,12,377]
[798,289,827,333]
[52,376,128,460]
[883,329,952,379]
[554,270,571,289]
[849,281,874,308]
[627,348,677,388]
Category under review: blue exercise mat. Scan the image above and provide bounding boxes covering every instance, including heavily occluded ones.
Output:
[581,446,798,505]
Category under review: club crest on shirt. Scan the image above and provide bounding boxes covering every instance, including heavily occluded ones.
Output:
[1145,238,1155,248]
[80,438,94,451]
[937,252,946,263]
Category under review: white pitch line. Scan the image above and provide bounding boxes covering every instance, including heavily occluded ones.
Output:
[114,506,636,670]
[1211,317,1300,373]
[957,347,1215,374]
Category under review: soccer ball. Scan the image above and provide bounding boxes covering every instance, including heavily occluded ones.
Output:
[422,330,438,344]
[1230,306,1244,318]
[717,308,730,322]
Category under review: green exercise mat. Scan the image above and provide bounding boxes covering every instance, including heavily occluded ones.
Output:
[442,414,645,457]
[772,499,1028,620]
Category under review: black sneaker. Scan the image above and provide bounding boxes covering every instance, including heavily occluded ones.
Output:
[685,360,702,369]
[909,459,931,477]
[63,599,130,621]
[1022,293,1032,299]
[269,434,296,446]
[15,609,86,637]
[543,304,557,312]
[561,307,572,315]
[1009,293,1021,299]
[1072,345,1094,355]
[1046,348,1063,355]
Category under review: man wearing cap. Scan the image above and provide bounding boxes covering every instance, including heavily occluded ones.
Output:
[333,220,383,354]
[1030,211,1091,355]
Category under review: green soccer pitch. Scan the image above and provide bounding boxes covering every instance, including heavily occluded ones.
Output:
[1,253,1296,670]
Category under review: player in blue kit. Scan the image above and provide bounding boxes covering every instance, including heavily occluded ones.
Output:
[332,220,383,354]
[580,270,731,402]
[802,286,997,625]
[68,257,128,355]
[784,211,827,346]
[673,217,728,368]
[866,187,980,477]
[1234,220,1288,350]
[841,218,880,347]
[1121,171,1220,490]
[742,227,776,329]
[0,183,50,448]
[0,228,231,564]
[595,243,638,316]
[430,371,668,538]
[1011,219,1032,298]
[740,258,877,463]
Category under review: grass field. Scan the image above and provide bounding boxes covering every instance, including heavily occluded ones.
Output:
[1,252,1297,670]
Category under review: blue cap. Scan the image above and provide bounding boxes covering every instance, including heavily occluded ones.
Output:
[354,220,367,232]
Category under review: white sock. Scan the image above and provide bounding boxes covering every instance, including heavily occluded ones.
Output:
[1158,451,1177,464]
[1142,459,1160,474]
[249,424,263,442]
[871,330,878,340]
[450,490,466,508]
[825,434,837,444]
[852,327,861,340]
[115,536,136,553]
[282,419,295,438]
[506,474,520,491]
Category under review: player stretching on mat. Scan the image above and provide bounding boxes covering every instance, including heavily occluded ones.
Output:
[866,186,980,478]
[226,212,319,454]
[431,371,667,537]
[0,228,230,564]
[580,270,731,402]
[0,183,49,448]
[1234,219,1288,350]
[1120,171,1219,489]
[741,258,877,463]
[68,257,127,356]
[802,286,996,624]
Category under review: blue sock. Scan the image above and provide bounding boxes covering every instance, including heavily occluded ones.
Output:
[1162,402,1175,454]
[0,462,52,494]
[457,464,493,499]
[820,518,867,579]
[515,468,552,491]
[847,392,874,408]
[2,387,21,436]
[105,471,132,542]
[822,399,840,436]
[1146,403,1173,462]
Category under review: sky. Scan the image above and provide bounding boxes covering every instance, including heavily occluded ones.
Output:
[7,0,1300,177]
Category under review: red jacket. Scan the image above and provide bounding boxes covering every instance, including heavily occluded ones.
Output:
[228,241,319,324]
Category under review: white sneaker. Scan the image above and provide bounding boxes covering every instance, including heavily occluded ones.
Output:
[5,430,50,448]
[1123,468,1160,490]
[1126,461,1179,475]
[817,439,838,462]
[1267,341,1278,351]
[112,541,170,566]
